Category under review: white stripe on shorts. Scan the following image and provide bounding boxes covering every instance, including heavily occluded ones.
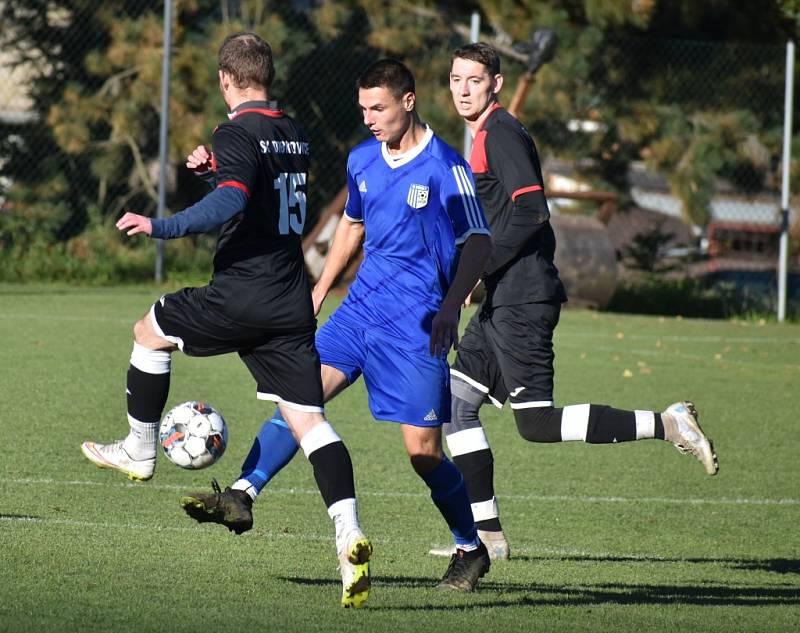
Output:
[561,403,591,441]
[256,392,324,413]
[149,301,185,351]
[450,369,504,409]
[635,410,656,439]
[446,427,490,457]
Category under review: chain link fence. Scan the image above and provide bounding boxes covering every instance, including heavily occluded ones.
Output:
[0,2,797,316]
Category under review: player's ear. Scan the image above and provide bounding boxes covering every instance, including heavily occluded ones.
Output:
[492,73,504,95]
[403,91,416,113]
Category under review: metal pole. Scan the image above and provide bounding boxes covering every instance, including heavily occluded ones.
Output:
[778,40,794,322]
[462,10,480,160]
[155,0,173,283]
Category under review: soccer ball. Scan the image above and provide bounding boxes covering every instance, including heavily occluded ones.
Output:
[159,401,228,469]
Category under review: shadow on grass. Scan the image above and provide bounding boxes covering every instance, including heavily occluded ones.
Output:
[511,553,800,575]
[278,572,800,609]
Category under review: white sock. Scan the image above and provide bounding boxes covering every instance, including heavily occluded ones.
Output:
[327,498,360,553]
[232,479,259,502]
[123,416,158,460]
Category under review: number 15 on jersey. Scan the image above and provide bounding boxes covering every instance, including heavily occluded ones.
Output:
[274,172,307,235]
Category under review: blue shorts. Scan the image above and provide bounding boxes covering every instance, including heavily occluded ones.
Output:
[316,313,450,427]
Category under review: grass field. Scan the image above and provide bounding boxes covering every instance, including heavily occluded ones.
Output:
[1,284,799,633]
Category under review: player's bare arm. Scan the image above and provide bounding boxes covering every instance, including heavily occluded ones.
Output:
[116,211,153,237]
[429,233,491,357]
[312,217,365,315]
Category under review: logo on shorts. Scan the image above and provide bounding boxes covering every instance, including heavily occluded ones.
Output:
[407,184,429,209]
[510,387,525,397]
[424,409,438,421]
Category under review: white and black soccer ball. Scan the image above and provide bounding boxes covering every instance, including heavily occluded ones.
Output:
[159,401,228,469]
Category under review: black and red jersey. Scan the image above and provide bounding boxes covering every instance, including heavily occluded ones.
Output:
[470,104,566,306]
[209,100,314,328]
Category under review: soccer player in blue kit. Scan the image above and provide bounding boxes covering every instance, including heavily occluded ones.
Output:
[80,33,372,608]
[182,59,495,592]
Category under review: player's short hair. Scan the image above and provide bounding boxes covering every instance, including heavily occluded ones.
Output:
[357,59,415,100]
[452,42,501,76]
[218,32,275,90]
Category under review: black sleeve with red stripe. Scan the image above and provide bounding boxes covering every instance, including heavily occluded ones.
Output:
[211,123,258,197]
[482,120,551,279]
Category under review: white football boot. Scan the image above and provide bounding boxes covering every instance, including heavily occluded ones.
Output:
[81,440,155,481]
[661,401,719,475]
[429,529,510,561]
[338,529,372,608]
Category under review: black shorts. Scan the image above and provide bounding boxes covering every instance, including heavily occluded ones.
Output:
[451,301,560,409]
[152,286,323,410]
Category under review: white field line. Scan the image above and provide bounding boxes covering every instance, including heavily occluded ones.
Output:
[0,515,720,561]
[4,477,799,507]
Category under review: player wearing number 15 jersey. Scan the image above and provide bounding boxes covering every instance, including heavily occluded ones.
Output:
[81,33,372,608]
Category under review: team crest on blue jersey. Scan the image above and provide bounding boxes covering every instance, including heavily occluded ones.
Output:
[407,184,429,209]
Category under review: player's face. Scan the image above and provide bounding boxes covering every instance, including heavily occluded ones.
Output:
[449,57,502,122]
[358,87,415,145]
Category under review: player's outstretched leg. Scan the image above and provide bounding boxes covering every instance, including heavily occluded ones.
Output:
[180,479,254,535]
[514,401,719,475]
[81,342,171,482]
[661,401,719,475]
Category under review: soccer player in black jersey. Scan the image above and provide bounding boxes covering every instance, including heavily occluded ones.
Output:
[431,42,719,560]
[80,32,372,608]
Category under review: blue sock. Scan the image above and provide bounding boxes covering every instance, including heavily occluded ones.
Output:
[239,409,300,495]
[421,456,479,549]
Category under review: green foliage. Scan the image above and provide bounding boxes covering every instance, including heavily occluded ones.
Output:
[620,224,678,273]
[0,218,213,284]
[0,0,795,283]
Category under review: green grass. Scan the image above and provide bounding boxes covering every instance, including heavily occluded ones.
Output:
[1,284,799,633]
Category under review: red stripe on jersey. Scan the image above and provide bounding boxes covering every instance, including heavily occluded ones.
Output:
[217,180,250,197]
[470,130,488,173]
[468,102,503,174]
[230,108,284,119]
[511,185,543,200]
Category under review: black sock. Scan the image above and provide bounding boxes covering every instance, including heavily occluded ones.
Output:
[307,441,356,508]
[127,365,170,424]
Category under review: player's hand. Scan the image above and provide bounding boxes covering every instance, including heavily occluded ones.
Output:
[116,212,153,237]
[311,284,327,317]
[186,145,213,174]
[429,303,460,358]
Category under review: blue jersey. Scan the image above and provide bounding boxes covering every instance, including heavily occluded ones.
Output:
[335,127,490,349]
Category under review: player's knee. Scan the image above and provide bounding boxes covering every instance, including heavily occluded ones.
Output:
[409,453,442,477]
[447,376,485,435]
[132,316,150,343]
[449,392,482,433]
[513,407,561,443]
